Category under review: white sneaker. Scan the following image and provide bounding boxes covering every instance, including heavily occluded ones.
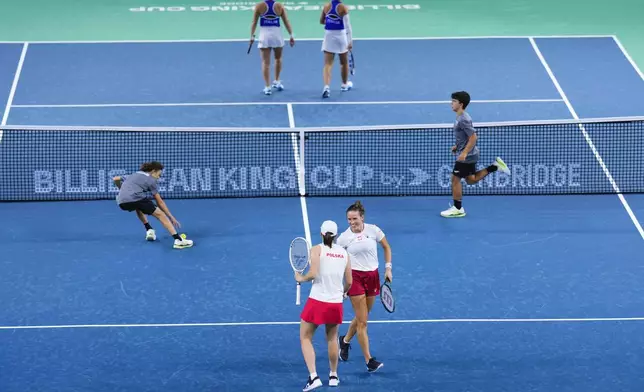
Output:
[263,86,272,95]
[341,81,353,92]
[440,205,466,218]
[322,86,330,98]
[173,237,194,249]
[329,374,340,387]
[303,376,322,391]
[145,229,156,241]
[493,157,510,174]
[272,80,284,91]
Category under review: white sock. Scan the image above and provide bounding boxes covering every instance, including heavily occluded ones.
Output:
[329,371,338,377]
[310,372,317,379]
[324,85,329,90]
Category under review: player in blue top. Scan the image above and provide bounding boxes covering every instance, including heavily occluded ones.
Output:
[320,0,353,98]
[113,161,194,249]
[441,91,510,218]
[250,0,295,95]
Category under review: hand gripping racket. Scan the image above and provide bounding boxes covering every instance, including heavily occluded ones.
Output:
[289,237,311,305]
[247,36,255,54]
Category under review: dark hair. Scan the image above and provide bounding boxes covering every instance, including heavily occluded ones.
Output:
[346,200,365,216]
[323,233,336,248]
[451,91,471,109]
[140,161,164,173]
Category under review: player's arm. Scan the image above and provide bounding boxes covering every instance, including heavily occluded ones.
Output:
[297,245,321,282]
[379,237,392,266]
[343,254,353,294]
[276,3,295,46]
[461,134,478,155]
[319,4,328,24]
[458,119,478,159]
[339,4,353,47]
[112,176,124,189]
[154,192,177,222]
[378,230,393,281]
[250,2,263,40]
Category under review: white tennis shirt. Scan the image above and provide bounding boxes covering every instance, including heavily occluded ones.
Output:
[309,243,349,303]
[336,224,385,272]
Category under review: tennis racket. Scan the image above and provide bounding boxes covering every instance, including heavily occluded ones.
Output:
[247,37,255,54]
[349,50,355,75]
[380,277,395,313]
[289,237,311,305]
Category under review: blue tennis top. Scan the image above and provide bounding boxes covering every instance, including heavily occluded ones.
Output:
[260,0,280,27]
[325,0,345,30]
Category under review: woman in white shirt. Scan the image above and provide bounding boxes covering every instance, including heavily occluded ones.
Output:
[296,220,353,391]
[336,201,392,373]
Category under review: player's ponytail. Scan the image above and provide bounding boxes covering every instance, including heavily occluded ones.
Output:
[323,232,335,248]
[346,200,365,217]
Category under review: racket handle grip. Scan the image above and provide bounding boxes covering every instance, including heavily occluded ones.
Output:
[296,283,301,305]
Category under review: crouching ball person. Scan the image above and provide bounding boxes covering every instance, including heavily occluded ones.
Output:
[113,161,193,249]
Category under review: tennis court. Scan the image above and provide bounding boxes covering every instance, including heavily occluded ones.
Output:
[1,2,644,392]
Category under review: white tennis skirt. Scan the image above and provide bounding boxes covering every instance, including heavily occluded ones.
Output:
[321,29,349,54]
[257,26,284,49]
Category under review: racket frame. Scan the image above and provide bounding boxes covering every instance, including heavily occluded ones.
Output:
[380,278,395,313]
[289,237,311,305]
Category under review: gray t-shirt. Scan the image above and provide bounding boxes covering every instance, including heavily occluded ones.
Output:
[117,171,159,204]
[453,112,479,164]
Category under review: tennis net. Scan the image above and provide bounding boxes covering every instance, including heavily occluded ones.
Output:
[0,116,642,201]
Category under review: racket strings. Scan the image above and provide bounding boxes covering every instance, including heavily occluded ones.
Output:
[292,255,308,271]
[290,239,310,272]
[380,283,395,313]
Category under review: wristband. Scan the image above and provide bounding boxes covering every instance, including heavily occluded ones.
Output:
[385,262,392,270]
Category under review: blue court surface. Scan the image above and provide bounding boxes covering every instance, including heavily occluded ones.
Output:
[1,36,644,127]
[1,36,644,391]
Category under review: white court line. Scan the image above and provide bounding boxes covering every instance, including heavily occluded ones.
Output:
[287,103,296,131]
[288,102,312,243]
[11,99,564,109]
[1,43,28,138]
[0,35,615,45]
[2,317,644,330]
[2,116,641,133]
[529,37,644,241]
[611,35,644,81]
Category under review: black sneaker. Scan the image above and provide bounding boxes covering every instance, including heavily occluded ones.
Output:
[303,376,322,391]
[338,335,351,361]
[367,357,383,373]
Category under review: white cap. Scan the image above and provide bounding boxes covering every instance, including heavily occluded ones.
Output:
[320,220,338,235]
